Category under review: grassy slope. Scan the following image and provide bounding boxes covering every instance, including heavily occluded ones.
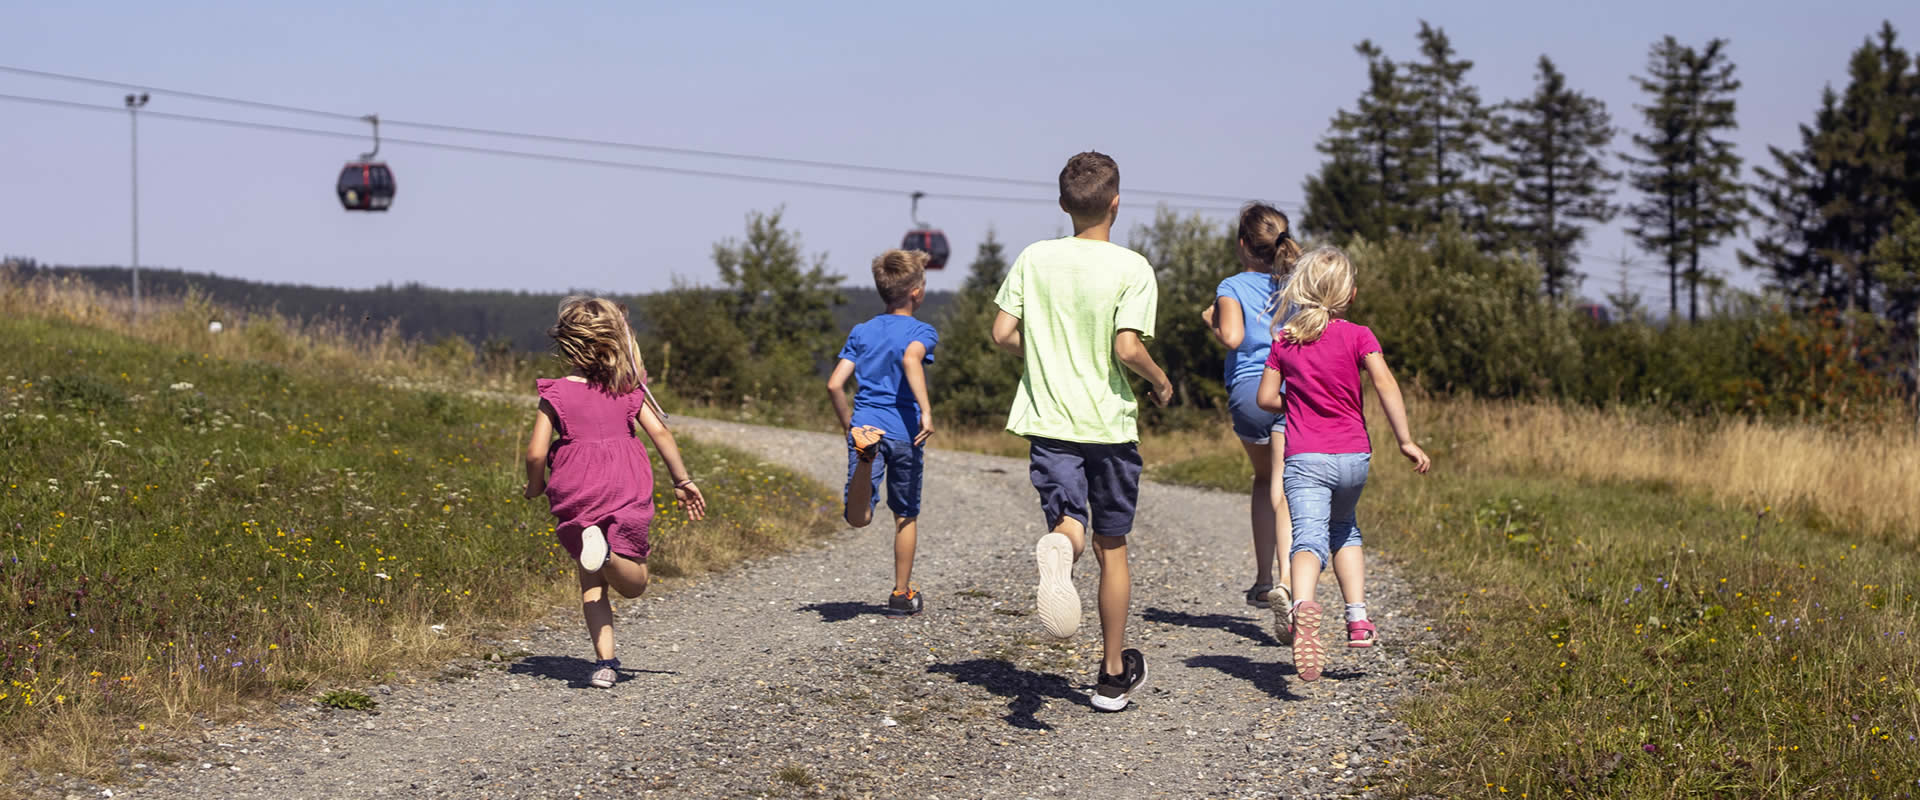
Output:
[1147,427,1920,796]
[0,315,835,781]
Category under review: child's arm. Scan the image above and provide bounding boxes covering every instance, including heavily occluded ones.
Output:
[523,402,555,498]
[825,358,857,433]
[1362,353,1431,473]
[1207,297,1245,349]
[1113,330,1174,407]
[1255,366,1285,413]
[901,341,934,446]
[990,311,1023,358]
[636,402,708,520]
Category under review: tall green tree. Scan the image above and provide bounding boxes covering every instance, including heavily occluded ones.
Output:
[1303,41,1423,241]
[1406,21,1497,234]
[1744,22,1918,321]
[931,230,1021,427]
[1495,55,1620,299]
[1129,207,1235,408]
[1624,37,1748,322]
[711,207,845,359]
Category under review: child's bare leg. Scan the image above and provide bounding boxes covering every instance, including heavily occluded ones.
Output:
[1289,551,1322,607]
[1090,533,1130,675]
[1331,546,1364,605]
[1052,515,1087,559]
[604,553,650,599]
[1241,440,1277,588]
[579,568,615,662]
[844,459,876,528]
[892,515,917,594]
[1270,434,1293,589]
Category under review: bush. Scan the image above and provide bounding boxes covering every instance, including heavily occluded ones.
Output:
[1346,225,1581,398]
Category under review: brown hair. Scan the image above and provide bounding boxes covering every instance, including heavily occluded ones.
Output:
[1237,202,1302,275]
[1058,151,1120,221]
[872,249,929,307]
[548,296,645,395]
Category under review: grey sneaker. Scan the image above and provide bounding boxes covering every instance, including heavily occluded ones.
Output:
[887,589,923,616]
[588,658,619,689]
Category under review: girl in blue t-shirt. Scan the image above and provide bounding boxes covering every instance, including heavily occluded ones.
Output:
[1201,202,1302,640]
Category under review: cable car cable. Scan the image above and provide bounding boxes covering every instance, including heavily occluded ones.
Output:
[0,63,1285,207]
[0,91,1243,211]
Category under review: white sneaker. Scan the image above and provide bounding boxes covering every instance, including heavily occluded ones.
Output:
[1034,533,1079,638]
[578,525,609,572]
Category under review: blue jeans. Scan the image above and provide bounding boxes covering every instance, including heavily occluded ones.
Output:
[845,435,923,519]
[1283,452,1370,568]
[1227,377,1285,445]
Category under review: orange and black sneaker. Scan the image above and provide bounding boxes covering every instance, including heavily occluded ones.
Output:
[886,589,923,617]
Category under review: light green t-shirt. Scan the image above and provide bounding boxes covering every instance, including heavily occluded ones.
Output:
[993,236,1159,444]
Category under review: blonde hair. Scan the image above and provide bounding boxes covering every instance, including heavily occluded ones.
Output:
[872,249,929,306]
[548,296,645,395]
[1277,246,1355,345]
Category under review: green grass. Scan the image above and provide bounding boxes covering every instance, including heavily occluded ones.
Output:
[0,314,836,779]
[1152,444,1920,796]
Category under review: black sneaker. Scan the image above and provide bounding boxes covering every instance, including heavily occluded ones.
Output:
[1091,648,1148,712]
[887,589,923,616]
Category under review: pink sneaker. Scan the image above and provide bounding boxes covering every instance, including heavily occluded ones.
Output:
[1291,601,1327,682]
[1347,620,1378,648]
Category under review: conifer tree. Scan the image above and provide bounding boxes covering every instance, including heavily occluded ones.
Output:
[1406,22,1493,231]
[1303,41,1423,241]
[710,207,844,359]
[1496,56,1619,299]
[1624,37,1747,322]
[1745,22,1918,318]
[931,230,1020,427]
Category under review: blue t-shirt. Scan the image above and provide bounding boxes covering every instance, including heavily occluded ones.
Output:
[1216,271,1287,389]
[839,314,939,440]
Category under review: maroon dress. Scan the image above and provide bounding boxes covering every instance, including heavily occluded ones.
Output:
[538,378,655,560]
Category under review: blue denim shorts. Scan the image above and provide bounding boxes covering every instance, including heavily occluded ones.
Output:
[1228,377,1285,445]
[1283,452,1370,568]
[845,435,923,519]
[1028,436,1143,536]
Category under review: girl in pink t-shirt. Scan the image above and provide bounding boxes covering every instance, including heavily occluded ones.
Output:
[1255,247,1430,682]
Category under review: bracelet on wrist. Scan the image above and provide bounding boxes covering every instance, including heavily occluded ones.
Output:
[672,478,696,489]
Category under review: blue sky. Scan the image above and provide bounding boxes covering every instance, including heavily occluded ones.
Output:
[1,1,1907,306]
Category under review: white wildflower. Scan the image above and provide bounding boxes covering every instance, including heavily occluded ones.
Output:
[170,382,194,391]
[374,572,391,580]
[105,439,128,447]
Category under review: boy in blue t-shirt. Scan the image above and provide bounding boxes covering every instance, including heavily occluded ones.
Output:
[826,249,939,616]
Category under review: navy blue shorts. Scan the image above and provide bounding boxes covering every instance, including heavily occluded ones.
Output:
[1027,436,1143,536]
[845,435,923,519]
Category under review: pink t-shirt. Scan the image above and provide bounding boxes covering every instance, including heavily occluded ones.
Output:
[1264,319,1382,458]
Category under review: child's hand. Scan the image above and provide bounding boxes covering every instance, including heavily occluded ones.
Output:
[1150,381,1173,408]
[1200,303,1216,327]
[915,413,935,447]
[523,481,545,499]
[674,481,708,521]
[1400,441,1432,474]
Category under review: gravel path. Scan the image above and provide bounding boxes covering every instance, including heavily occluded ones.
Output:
[95,418,1430,799]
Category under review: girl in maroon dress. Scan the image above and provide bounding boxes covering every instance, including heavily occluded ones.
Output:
[524,297,707,688]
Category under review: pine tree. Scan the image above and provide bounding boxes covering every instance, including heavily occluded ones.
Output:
[1405,22,1492,230]
[1745,22,1918,318]
[930,230,1020,427]
[1625,37,1748,322]
[1496,56,1619,299]
[1303,41,1423,241]
[710,207,845,360]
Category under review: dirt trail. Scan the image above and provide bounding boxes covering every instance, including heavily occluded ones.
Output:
[116,417,1429,799]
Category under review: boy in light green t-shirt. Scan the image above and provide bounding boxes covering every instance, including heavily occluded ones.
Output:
[991,151,1174,713]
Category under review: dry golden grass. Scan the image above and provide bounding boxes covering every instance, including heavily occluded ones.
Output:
[1423,398,1920,543]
